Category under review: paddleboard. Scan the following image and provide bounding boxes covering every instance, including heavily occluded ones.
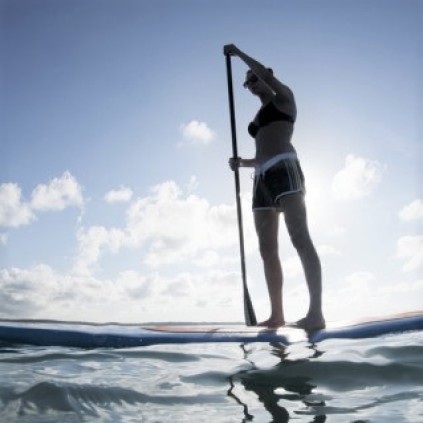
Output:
[0,311,422,349]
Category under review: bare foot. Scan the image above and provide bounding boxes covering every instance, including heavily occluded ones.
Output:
[257,318,285,329]
[296,316,326,331]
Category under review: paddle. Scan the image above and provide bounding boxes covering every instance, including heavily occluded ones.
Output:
[225,53,257,326]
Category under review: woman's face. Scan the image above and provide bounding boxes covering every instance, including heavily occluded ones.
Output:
[244,71,269,96]
[243,71,258,90]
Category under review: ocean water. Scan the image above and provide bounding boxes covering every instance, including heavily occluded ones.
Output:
[0,330,422,423]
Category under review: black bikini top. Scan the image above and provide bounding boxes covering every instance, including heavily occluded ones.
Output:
[248,101,295,138]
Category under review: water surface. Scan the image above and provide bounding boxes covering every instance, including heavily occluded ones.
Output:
[0,330,422,422]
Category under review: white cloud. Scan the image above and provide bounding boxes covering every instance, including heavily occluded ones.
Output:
[31,171,84,211]
[282,256,302,278]
[0,265,63,315]
[104,186,133,203]
[331,154,383,201]
[345,271,375,288]
[0,172,84,229]
[73,180,240,274]
[318,245,341,256]
[324,274,423,322]
[185,175,199,193]
[321,271,376,320]
[327,225,347,237]
[399,199,423,222]
[127,181,238,267]
[0,183,34,227]
[195,250,220,268]
[0,264,152,320]
[0,264,242,322]
[322,271,375,315]
[179,120,215,145]
[397,235,423,272]
[73,225,126,275]
[378,279,423,295]
[0,233,7,245]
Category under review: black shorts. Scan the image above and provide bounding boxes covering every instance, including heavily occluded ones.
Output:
[253,153,305,210]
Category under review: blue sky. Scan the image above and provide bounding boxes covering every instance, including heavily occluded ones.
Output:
[1,0,422,323]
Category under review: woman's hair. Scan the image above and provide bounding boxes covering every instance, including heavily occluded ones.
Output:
[246,67,273,76]
[244,68,274,87]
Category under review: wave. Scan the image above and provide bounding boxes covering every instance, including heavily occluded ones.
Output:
[0,331,422,422]
[0,380,226,419]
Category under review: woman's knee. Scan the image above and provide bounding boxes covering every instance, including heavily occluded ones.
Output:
[258,239,279,260]
[283,196,312,251]
[289,230,311,252]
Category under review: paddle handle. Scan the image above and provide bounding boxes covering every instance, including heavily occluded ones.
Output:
[225,53,257,326]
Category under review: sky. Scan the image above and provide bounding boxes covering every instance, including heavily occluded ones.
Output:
[0,0,422,324]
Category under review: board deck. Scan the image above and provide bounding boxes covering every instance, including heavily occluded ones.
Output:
[0,311,422,349]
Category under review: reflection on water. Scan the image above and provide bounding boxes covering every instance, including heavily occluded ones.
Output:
[0,331,422,422]
[228,343,327,422]
[227,336,423,422]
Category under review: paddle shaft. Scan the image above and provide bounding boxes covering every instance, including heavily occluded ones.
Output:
[225,54,257,326]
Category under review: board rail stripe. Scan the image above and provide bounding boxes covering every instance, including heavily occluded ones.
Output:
[0,311,422,349]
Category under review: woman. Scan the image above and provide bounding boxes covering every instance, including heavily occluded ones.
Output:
[224,44,325,330]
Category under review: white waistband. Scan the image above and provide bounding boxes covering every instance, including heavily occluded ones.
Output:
[255,152,298,174]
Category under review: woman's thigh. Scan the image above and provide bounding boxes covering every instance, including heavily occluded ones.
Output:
[254,209,280,255]
[279,194,313,248]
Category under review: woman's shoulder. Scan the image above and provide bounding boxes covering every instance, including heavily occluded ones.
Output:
[272,95,296,117]
[273,89,294,106]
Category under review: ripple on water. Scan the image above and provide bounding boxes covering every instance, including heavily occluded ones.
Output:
[0,331,422,422]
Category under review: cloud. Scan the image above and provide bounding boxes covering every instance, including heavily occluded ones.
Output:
[104,186,133,203]
[378,279,423,295]
[282,256,302,278]
[0,172,84,229]
[185,175,199,193]
[0,183,34,227]
[331,154,383,201]
[126,181,238,267]
[0,264,242,322]
[31,171,84,211]
[399,199,423,222]
[345,271,376,287]
[318,245,341,256]
[325,271,376,315]
[326,225,347,237]
[73,179,240,274]
[73,225,127,275]
[0,264,63,315]
[0,233,7,245]
[179,120,215,145]
[0,264,153,320]
[324,273,423,322]
[397,235,423,272]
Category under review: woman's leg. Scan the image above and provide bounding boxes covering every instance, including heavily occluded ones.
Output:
[254,209,285,327]
[281,193,325,330]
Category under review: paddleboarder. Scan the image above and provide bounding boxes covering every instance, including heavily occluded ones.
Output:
[224,44,325,330]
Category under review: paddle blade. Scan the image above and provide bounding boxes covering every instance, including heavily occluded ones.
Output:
[244,289,257,326]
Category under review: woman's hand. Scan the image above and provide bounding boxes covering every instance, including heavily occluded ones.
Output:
[229,157,241,171]
[223,44,241,57]
[229,157,256,170]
